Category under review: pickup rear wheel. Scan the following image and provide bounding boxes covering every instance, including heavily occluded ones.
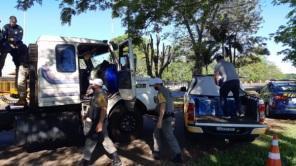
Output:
[108,105,143,143]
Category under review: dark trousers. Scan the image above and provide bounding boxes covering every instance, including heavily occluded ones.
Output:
[0,41,28,75]
[220,79,241,116]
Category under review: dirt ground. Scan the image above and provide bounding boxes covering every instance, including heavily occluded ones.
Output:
[0,116,294,166]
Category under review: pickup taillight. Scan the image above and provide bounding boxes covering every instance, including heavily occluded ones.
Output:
[273,94,288,101]
[187,102,195,121]
[258,99,265,123]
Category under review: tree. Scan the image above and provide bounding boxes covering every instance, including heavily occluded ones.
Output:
[16,0,112,25]
[273,0,296,66]
[209,0,269,66]
[239,58,284,82]
[142,34,178,78]
[112,0,226,74]
[162,61,194,82]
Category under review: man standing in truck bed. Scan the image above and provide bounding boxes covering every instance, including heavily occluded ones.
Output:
[214,54,242,118]
[0,16,28,105]
[81,78,122,166]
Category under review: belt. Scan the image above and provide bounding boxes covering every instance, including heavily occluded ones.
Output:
[163,112,174,119]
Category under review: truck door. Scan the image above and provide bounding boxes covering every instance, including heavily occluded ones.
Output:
[118,39,136,101]
[38,43,80,107]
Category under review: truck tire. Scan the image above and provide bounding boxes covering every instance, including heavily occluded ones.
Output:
[108,105,143,143]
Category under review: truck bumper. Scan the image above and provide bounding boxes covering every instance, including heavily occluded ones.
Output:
[185,123,267,136]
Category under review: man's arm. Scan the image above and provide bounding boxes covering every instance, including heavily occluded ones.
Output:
[2,25,8,40]
[214,71,220,85]
[157,103,165,129]
[156,93,166,129]
[96,94,108,133]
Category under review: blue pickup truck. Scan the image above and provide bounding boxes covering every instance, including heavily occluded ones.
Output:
[183,75,267,141]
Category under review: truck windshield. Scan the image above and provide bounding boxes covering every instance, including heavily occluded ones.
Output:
[91,52,111,68]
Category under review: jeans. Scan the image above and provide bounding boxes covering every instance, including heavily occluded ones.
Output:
[220,79,241,116]
[153,117,181,156]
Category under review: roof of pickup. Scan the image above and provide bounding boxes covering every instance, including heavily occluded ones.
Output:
[36,35,108,44]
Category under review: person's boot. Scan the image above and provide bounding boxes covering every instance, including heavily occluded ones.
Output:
[79,159,90,166]
[111,152,122,166]
[153,151,161,160]
[14,92,27,105]
[171,153,183,163]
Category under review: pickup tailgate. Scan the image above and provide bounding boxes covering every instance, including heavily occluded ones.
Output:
[188,116,267,136]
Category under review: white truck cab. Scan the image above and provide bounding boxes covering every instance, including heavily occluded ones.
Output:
[0,35,158,146]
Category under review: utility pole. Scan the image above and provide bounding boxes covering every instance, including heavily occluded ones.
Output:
[23,11,27,44]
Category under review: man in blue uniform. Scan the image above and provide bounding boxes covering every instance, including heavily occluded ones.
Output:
[1,16,28,105]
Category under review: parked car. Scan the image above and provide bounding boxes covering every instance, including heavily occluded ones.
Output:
[260,80,296,117]
[183,75,267,141]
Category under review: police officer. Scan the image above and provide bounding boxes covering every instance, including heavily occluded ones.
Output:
[213,54,242,117]
[81,78,122,166]
[1,16,28,105]
[152,78,183,163]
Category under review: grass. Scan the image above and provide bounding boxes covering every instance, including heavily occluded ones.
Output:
[190,118,296,166]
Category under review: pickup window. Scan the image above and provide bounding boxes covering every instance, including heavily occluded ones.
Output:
[56,44,76,72]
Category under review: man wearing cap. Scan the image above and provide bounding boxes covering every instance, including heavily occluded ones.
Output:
[214,54,242,117]
[152,78,183,163]
[81,78,122,166]
[1,16,29,105]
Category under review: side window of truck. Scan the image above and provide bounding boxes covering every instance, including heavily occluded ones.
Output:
[56,44,76,72]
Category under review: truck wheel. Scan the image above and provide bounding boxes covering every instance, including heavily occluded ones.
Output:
[108,105,143,143]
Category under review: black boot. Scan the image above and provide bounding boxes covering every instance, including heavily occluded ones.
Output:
[171,153,183,163]
[153,151,161,160]
[79,159,90,166]
[111,152,122,166]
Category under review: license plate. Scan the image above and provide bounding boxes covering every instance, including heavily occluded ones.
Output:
[216,127,236,132]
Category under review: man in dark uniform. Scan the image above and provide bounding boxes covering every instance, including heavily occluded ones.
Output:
[152,78,183,163]
[81,78,122,166]
[1,16,29,104]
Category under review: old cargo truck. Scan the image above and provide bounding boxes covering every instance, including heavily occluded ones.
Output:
[0,35,158,148]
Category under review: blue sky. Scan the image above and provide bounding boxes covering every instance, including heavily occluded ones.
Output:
[0,0,295,74]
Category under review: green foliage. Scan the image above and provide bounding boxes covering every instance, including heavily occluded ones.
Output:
[273,0,296,66]
[239,58,284,82]
[162,61,194,82]
[284,73,296,80]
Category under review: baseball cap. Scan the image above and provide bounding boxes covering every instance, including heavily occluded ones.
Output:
[150,77,163,85]
[89,78,103,86]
